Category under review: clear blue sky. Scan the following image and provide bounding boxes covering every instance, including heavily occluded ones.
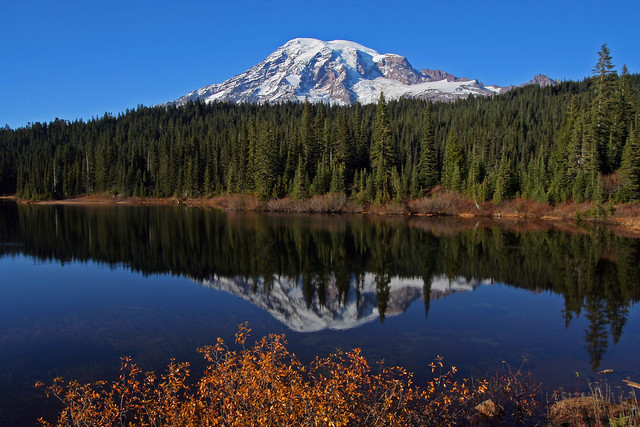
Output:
[2,0,638,129]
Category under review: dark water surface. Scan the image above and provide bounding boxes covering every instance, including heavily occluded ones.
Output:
[1,200,639,425]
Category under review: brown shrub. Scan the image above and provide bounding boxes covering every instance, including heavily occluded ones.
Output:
[38,324,549,426]
[407,192,479,216]
[548,381,639,427]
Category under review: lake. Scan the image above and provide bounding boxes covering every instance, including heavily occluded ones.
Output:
[1,200,639,425]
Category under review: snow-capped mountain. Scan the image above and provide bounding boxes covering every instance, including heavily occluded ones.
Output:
[196,273,487,333]
[165,38,555,107]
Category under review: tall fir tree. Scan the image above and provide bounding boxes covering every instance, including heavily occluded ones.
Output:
[619,125,640,201]
[300,98,317,179]
[590,44,617,173]
[610,64,634,169]
[370,93,396,203]
[291,155,309,199]
[493,149,515,203]
[417,103,438,191]
[253,122,278,200]
[442,128,464,191]
[334,108,350,168]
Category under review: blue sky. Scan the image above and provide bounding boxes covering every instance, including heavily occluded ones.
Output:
[2,0,638,129]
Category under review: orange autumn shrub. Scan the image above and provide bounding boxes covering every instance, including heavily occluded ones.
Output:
[36,323,542,426]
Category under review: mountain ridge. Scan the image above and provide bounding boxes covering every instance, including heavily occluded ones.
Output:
[164,38,556,107]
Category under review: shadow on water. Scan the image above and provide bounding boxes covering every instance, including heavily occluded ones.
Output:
[1,200,639,425]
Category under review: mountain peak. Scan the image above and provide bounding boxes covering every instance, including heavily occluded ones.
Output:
[164,39,542,107]
[282,38,380,56]
[524,74,560,87]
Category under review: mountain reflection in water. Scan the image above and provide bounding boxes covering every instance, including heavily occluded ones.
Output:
[199,274,483,332]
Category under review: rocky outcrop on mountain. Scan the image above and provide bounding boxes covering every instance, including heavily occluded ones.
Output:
[525,74,561,87]
[420,68,469,82]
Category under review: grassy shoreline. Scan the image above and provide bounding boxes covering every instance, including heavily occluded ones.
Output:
[4,191,640,237]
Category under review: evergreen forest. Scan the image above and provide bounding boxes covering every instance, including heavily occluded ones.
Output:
[1,45,639,205]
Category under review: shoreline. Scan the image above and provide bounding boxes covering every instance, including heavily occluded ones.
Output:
[3,193,640,237]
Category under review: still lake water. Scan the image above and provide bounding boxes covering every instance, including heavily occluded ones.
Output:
[1,200,639,425]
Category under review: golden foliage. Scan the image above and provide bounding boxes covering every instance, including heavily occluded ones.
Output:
[36,324,543,426]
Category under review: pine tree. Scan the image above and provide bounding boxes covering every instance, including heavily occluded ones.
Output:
[465,144,483,198]
[610,65,634,169]
[409,162,420,198]
[300,98,317,178]
[292,155,309,199]
[417,103,438,191]
[493,149,514,204]
[334,108,350,168]
[329,164,345,194]
[246,119,258,192]
[253,122,278,200]
[352,102,369,171]
[370,93,396,203]
[549,98,579,202]
[311,156,330,195]
[591,44,617,173]
[442,129,463,191]
[314,103,327,171]
[619,125,640,201]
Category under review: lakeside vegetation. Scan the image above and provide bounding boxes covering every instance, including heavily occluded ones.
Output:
[35,323,639,426]
[34,323,531,426]
[1,46,639,211]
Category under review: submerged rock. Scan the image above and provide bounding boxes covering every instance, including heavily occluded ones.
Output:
[475,399,502,418]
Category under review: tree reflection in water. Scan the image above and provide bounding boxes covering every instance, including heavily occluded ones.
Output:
[1,200,639,370]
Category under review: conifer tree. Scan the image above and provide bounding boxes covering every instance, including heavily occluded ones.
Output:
[493,149,514,204]
[301,98,317,178]
[311,156,330,195]
[246,119,258,192]
[591,44,617,173]
[315,103,327,166]
[409,162,420,198]
[550,98,578,201]
[334,109,350,168]
[284,123,301,184]
[442,129,464,191]
[619,125,640,201]
[352,102,369,171]
[610,65,634,167]
[417,103,438,190]
[253,122,277,200]
[329,164,345,194]
[465,144,483,198]
[370,93,396,203]
[292,155,309,199]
